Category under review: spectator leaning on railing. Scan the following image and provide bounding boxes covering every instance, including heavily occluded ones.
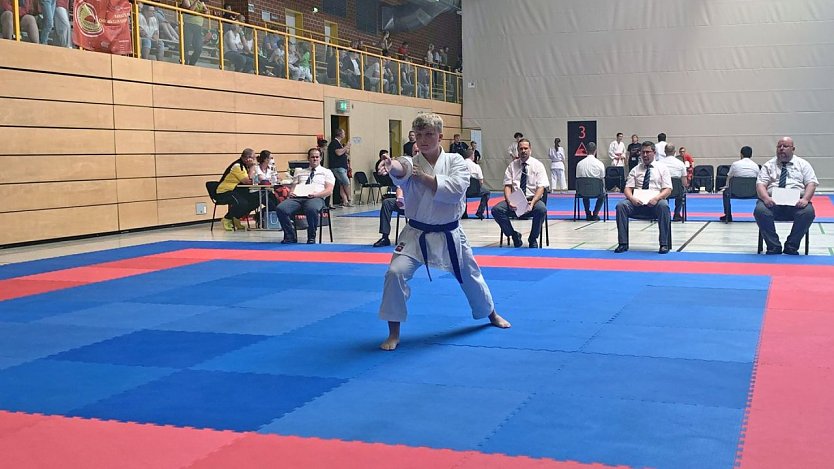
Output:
[1,0,39,43]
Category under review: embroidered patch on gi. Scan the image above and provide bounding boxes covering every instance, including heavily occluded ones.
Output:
[394,242,406,252]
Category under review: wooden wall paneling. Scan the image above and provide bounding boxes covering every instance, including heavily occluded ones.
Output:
[273,154,308,171]
[322,85,429,108]
[0,98,114,129]
[154,131,240,154]
[118,201,159,230]
[157,196,214,225]
[0,205,120,245]
[234,93,323,118]
[233,72,324,102]
[116,154,156,178]
[0,69,113,104]
[431,100,461,116]
[0,180,118,212]
[153,108,230,133]
[113,105,154,130]
[235,134,316,155]
[0,40,112,78]
[152,60,237,91]
[0,155,116,183]
[234,114,322,136]
[111,55,153,83]
[115,130,155,154]
[152,85,236,113]
[113,81,154,107]
[156,175,216,199]
[117,178,157,203]
[155,154,237,178]
[0,128,115,155]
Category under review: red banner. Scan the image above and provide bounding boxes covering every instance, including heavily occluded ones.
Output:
[72,0,133,55]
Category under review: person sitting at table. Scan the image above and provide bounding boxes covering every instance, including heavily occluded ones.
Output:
[216,148,260,231]
[252,149,280,214]
[276,147,335,244]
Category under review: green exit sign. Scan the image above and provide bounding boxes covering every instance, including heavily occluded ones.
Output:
[336,100,350,114]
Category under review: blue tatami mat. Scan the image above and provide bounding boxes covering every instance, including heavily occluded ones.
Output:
[0,242,774,469]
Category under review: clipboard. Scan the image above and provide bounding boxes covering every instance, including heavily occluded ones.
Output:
[633,189,660,205]
[292,184,315,197]
[772,187,800,206]
[507,189,529,217]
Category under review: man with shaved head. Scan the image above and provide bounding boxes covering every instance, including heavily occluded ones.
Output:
[754,137,818,255]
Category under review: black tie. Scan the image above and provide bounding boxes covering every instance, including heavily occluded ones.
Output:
[642,164,652,190]
[520,163,528,195]
[778,162,788,188]
[306,170,315,184]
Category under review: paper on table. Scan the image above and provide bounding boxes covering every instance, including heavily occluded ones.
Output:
[772,187,801,206]
[507,189,529,217]
[292,184,315,197]
[633,189,660,205]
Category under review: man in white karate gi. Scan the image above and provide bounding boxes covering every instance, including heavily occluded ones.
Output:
[376,112,511,351]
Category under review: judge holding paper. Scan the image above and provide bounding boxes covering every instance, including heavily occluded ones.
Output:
[614,141,673,254]
[492,139,550,248]
[276,148,335,244]
[754,137,818,255]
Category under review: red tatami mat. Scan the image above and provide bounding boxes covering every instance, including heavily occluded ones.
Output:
[0,279,86,301]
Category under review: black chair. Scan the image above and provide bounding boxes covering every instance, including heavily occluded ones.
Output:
[292,196,334,243]
[375,171,395,192]
[604,166,624,191]
[498,191,550,247]
[715,165,731,190]
[573,177,608,221]
[758,228,809,255]
[692,165,715,192]
[206,181,227,232]
[728,176,758,199]
[670,177,687,222]
[465,177,490,219]
[354,171,381,205]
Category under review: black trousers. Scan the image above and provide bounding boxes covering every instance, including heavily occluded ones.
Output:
[215,187,260,219]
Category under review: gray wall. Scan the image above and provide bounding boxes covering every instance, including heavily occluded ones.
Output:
[463,0,834,189]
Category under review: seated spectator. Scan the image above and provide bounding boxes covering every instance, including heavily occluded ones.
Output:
[397,40,409,60]
[382,59,396,93]
[449,134,469,157]
[754,137,817,255]
[339,50,361,88]
[252,149,280,213]
[1,0,38,43]
[139,5,166,60]
[417,67,430,98]
[575,142,605,221]
[294,42,313,82]
[400,63,415,96]
[492,139,549,248]
[660,143,687,221]
[276,148,335,244]
[216,148,260,231]
[364,58,386,91]
[462,149,489,220]
[614,141,672,254]
[155,7,179,43]
[224,22,253,72]
[39,0,70,47]
[721,145,760,222]
[260,31,280,76]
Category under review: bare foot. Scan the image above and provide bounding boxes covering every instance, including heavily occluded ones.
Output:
[489,311,511,328]
[380,321,401,351]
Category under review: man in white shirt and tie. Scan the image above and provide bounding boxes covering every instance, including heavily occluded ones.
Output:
[720,146,760,222]
[614,141,673,254]
[607,132,626,191]
[576,142,605,221]
[492,139,550,248]
[660,143,687,221]
[276,148,335,244]
[754,136,817,255]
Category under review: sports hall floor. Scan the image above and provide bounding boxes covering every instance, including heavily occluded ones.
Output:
[1,193,833,468]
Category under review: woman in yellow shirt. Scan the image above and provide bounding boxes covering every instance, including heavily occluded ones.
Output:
[216,148,259,231]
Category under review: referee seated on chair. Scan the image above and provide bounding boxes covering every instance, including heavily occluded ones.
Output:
[720,145,760,223]
[754,136,817,255]
[276,147,335,244]
[491,138,549,248]
[614,141,673,254]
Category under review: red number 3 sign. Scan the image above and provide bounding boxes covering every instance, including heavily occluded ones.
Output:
[578,125,586,139]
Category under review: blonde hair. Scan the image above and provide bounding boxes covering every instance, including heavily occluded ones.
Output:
[412,112,443,133]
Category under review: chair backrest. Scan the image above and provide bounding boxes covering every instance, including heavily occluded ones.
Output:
[205,181,220,202]
[374,172,394,188]
[354,171,369,185]
[575,177,604,197]
[694,165,714,177]
[729,176,758,198]
[466,177,481,197]
[670,177,685,197]
[716,165,731,177]
[605,166,620,178]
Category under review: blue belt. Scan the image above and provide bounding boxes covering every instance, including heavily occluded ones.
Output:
[407,219,463,284]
